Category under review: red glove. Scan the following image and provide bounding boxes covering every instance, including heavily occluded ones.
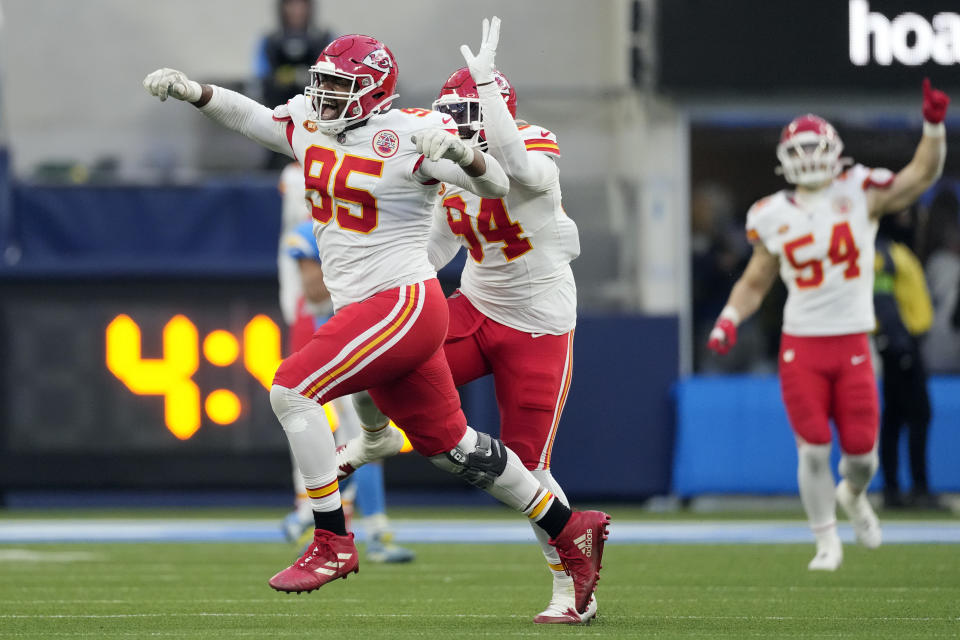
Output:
[922,78,949,124]
[707,317,737,356]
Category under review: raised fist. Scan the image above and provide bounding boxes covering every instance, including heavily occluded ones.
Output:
[707,317,738,356]
[922,77,949,124]
[143,68,202,103]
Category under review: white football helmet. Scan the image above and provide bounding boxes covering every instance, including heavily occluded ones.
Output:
[776,114,849,188]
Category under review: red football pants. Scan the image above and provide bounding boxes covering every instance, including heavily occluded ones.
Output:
[443,293,574,470]
[273,279,467,456]
[778,332,879,455]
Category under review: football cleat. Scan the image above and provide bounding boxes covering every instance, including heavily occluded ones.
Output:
[365,531,416,564]
[836,480,882,549]
[807,533,843,571]
[336,426,406,480]
[549,510,610,614]
[269,530,359,593]
[533,577,598,625]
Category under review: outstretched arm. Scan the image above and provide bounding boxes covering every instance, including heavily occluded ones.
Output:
[707,243,780,355]
[869,79,949,218]
[143,68,293,158]
[462,17,556,189]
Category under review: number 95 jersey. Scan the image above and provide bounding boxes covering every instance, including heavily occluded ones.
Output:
[746,163,891,337]
[275,96,452,311]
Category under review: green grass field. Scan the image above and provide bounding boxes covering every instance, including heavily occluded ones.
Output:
[2,509,959,639]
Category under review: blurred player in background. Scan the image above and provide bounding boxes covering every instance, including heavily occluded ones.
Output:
[281,215,415,563]
[708,79,948,571]
[338,16,591,624]
[143,31,606,614]
[255,0,335,168]
[873,213,939,510]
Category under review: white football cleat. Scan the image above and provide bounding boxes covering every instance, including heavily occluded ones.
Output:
[533,577,598,624]
[836,480,882,549]
[807,534,843,571]
[336,426,405,479]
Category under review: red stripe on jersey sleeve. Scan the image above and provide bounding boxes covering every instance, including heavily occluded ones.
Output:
[526,145,560,155]
[413,154,440,185]
[862,174,894,190]
[284,121,295,152]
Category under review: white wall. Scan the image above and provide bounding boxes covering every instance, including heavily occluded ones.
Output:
[0,0,692,323]
[0,0,630,179]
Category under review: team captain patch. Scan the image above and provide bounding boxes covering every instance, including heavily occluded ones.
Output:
[372,129,399,158]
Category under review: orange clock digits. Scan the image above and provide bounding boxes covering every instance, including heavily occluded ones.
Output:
[106,314,201,440]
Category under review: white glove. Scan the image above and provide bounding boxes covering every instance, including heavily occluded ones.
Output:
[460,16,500,86]
[142,68,202,103]
[412,129,475,166]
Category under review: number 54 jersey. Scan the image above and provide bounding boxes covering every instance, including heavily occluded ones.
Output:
[433,126,580,335]
[746,163,892,337]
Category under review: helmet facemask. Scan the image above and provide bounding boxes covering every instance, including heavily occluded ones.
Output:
[305,61,395,134]
[432,92,486,149]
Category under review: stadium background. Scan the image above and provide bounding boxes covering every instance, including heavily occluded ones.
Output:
[1,0,959,506]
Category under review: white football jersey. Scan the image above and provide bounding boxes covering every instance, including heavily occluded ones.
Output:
[277,162,310,325]
[277,97,446,310]
[434,125,580,334]
[746,163,892,336]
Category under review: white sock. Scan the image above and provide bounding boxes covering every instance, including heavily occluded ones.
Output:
[270,385,340,511]
[531,469,569,572]
[839,449,879,494]
[797,442,836,531]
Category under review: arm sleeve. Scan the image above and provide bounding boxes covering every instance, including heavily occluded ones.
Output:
[427,205,462,270]
[477,83,557,189]
[198,86,294,158]
[417,152,509,199]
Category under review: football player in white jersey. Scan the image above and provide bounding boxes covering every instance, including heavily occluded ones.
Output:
[334,17,597,625]
[708,79,949,571]
[143,33,607,612]
[279,175,415,565]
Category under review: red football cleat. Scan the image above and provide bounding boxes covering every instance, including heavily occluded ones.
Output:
[550,510,610,614]
[269,530,359,593]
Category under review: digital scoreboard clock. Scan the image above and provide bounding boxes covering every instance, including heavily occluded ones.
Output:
[1,279,288,457]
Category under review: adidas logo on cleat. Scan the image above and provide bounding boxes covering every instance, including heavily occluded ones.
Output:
[573,529,593,557]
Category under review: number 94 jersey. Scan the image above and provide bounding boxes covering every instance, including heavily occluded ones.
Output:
[435,126,580,335]
[746,163,891,337]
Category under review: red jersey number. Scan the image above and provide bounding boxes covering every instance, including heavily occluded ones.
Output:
[783,222,861,289]
[442,196,533,263]
[304,146,383,233]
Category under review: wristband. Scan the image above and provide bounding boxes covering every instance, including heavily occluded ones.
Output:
[923,121,946,137]
[719,305,741,326]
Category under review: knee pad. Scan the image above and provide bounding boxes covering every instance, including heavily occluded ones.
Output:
[429,431,508,490]
[352,391,390,430]
[797,442,832,475]
[270,385,314,433]
[839,449,878,490]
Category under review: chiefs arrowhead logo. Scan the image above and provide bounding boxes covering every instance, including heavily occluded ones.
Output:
[361,49,392,72]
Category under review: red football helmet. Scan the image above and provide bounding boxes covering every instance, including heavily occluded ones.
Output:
[431,67,517,141]
[776,114,847,187]
[304,34,399,134]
